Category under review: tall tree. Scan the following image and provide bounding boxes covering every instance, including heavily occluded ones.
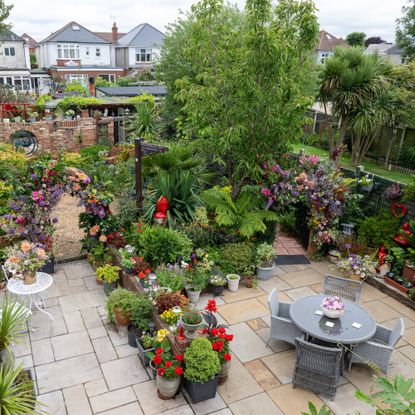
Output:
[364,36,386,48]
[0,0,11,34]
[346,32,366,47]
[168,0,318,199]
[319,46,391,158]
[396,0,415,60]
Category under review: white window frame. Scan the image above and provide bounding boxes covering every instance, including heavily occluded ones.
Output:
[65,74,88,86]
[4,47,15,57]
[57,44,80,60]
[99,74,115,82]
[135,48,152,63]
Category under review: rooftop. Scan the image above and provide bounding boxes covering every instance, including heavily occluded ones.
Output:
[116,23,164,48]
[317,30,348,52]
[96,85,167,97]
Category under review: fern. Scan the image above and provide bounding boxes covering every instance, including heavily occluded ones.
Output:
[202,186,278,238]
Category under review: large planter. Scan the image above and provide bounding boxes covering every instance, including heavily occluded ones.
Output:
[256,264,275,281]
[403,263,415,284]
[218,360,231,385]
[157,375,181,399]
[127,324,139,347]
[40,257,55,274]
[384,275,410,294]
[149,359,157,379]
[23,270,37,285]
[184,375,219,403]
[113,307,130,326]
[136,337,154,366]
[179,317,203,339]
[226,274,240,291]
[211,284,225,297]
[103,281,118,296]
[186,289,201,304]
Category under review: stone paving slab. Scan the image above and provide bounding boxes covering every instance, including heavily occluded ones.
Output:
[19,259,415,415]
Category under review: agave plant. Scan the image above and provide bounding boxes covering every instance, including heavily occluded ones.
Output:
[0,362,44,414]
[201,186,278,238]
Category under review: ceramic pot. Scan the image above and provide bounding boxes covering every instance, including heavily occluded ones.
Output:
[179,316,203,339]
[113,307,130,326]
[149,359,157,379]
[211,284,225,297]
[186,289,201,304]
[256,264,275,281]
[123,267,135,275]
[226,274,240,291]
[157,375,181,399]
[327,250,340,264]
[321,306,345,319]
[403,263,415,284]
[245,277,254,288]
[23,270,37,285]
[96,278,103,285]
[218,360,231,384]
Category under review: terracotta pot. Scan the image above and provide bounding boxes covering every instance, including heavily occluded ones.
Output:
[96,278,103,285]
[349,274,361,281]
[23,270,37,285]
[218,360,231,384]
[157,375,181,399]
[113,307,131,326]
[384,276,409,294]
[245,277,254,288]
[403,263,415,284]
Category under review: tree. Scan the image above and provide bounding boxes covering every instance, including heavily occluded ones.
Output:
[346,32,366,47]
[319,47,391,159]
[364,36,386,48]
[126,103,160,141]
[0,0,12,34]
[396,0,415,60]
[166,0,318,199]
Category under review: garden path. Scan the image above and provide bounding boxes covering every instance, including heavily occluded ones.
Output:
[10,260,415,415]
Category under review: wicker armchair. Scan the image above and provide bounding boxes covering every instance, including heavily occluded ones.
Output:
[293,337,342,400]
[349,318,404,374]
[323,274,363,303]
[267,288,303,346]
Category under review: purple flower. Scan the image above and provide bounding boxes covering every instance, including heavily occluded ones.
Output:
[31,173,38,180]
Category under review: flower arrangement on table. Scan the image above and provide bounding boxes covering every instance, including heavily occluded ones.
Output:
[336,254,376,280]
[321,296,345,319]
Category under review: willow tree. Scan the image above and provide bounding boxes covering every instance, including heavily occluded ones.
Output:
[170,0,318,200]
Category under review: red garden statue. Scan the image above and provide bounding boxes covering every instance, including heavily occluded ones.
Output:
[154,196,168,225]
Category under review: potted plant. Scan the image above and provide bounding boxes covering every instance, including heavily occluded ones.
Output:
[320,296,345,319]
[226,274,240,291]
[65,109,75,120]
[327,249,341,264]
[127,293,154,347]
[146,329,170,377]
[358,174,374,192]
[179,309,203,339]
[184,269,208,304]
[119,245,136,274]
[89,242,111,272]
[106,288,138,326]
[183,337,221,403]
[137,333,156,366]
[96,264,120,296]
[210,274,226,296]
[409,287,415,301]
[151,348,184,399]
[6,240,48,285]
[28,112,38,123]
[244,274,257,289]
[335,254,376,281]
[255,243,275,281]
[207,326,233,384]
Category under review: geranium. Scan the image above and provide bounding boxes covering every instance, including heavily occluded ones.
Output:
[152,349,183,379]
[153,355,163,365]
[208,326,233,364]
[205,299,217,313]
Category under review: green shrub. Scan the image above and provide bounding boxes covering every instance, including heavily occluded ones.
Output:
[155,267,184,292]
[217,242,255,275]
[117,76,136,86]
[95,77,114,87]
[96,264,120,284]
[57,96,103,113]
[127,93,156,108]
[131,224,192,266]
[130,293,154,332]
[106,288,138,323]
[65,81,88,95]
[399,146,415,170]
[180,223,240,248]
[184,337,220,383]
[34,94,53,112]
[357,209,401,249]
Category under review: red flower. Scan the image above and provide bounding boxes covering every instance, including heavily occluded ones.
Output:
[205,299,217,313]
[175,354,183,361]
[153,355,162,365]
[145,268,151,275]
[212,341,224,351]
[174,366,183,376]
[157,367,166,377]
[202,328,209,334]
[156,348,164,355]
[139,271,146,279]
[226,334,234,342]
[210,328,219,336]
[223,353,231,361]
[165,360,173,367]
[218,327,226,334]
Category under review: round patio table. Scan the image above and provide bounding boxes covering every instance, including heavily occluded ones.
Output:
[289,295,376,345]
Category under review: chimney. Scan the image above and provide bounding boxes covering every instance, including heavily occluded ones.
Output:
[112,22,118,44]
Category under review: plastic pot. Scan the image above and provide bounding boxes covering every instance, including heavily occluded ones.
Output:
[40,257,55,274]
[226,274,240,291]
[127,324,139,347]
[186,289,201,304]
[136,337,154,366]
[184,375,219,403]
[211,284,225,296]
[256,264,275,281]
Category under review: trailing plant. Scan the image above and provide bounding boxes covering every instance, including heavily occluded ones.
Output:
[202,186,278,238]
[95,264,120,284]
[183,337,220,383]
[106,288,138,323]
[57,96,103,113]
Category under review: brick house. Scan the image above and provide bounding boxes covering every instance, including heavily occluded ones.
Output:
[38,22,124,88]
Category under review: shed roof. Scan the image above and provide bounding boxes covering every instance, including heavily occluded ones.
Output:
[96,85,167,97]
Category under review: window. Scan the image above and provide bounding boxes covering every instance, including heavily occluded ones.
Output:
[85,47,90,57]
[99,74,115,82]
[95,48,101,57]
[57,44,80,59]
[135,48,152,63]
[320,53,330,63]
[4,47,15,56]
[65,74,88,86]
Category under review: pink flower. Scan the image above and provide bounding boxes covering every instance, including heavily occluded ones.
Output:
[261,188,272,197]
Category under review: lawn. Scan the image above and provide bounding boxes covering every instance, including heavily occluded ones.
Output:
[291,143,414,185]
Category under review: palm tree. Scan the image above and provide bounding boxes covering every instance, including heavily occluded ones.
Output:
[126,103,160,141]
[318,47,392,155]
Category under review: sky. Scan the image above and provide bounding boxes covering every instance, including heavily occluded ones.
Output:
[9,0,406,43]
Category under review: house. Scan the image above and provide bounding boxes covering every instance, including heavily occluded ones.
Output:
[0,29,32,91]
[365,43,405,65]
[21,33,38,55]
[316,30,349,64]
[94,23,126,45]
[115,23,164,71]
[38,21,124,88]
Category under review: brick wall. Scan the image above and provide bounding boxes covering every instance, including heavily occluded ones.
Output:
[0,118,116,154]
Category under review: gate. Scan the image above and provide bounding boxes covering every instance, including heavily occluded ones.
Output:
[295,202,310,249]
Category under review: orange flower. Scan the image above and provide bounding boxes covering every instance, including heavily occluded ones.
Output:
[99,235,107,243]
[21,241,31,253]
[89,225,100,236]
[37,248,47,259]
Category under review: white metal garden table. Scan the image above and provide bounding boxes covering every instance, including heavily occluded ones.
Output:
[7,272,54,321]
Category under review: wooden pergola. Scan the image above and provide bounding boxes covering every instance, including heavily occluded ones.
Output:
[134,138,169,213]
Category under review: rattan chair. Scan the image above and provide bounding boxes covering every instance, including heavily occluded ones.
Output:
[267,288,303,346]
[349,318,404,374]
[293,337,342,400]
[323,274,363,303]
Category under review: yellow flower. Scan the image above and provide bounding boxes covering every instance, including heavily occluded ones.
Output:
[21,241,31,253]
[156,329,169,343]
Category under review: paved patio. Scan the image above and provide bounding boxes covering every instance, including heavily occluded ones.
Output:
[10,259,415,415]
